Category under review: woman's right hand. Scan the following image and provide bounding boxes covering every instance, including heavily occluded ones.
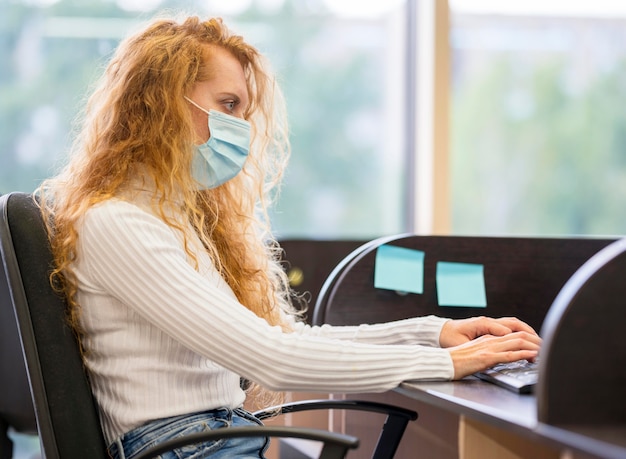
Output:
[448,331,541,379]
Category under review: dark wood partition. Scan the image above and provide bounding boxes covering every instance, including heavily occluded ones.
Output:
[538,238,626,433]
[311,234,626,459]
[301,234,626,459]
[315,235,616,332]
[279,239,366,324]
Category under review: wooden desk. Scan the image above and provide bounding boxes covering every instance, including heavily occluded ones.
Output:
[396,379,626,459]
[398,379,537,432]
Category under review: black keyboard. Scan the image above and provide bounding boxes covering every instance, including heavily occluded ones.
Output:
[475,359,539,394]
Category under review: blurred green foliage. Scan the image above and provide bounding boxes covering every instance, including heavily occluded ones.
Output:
[452,51,626,236]
[3,1,625,238]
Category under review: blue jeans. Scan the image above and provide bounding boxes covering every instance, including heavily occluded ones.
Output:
[108,408,269,459]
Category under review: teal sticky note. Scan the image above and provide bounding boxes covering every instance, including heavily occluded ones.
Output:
[374,245,425,294]
[436,261,487,307]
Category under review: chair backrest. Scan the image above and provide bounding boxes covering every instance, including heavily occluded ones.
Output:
[0,192,108,459]
[0,255,38,459]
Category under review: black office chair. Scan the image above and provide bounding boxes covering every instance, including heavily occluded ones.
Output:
[0,260,38,459]
[0,192,416,459]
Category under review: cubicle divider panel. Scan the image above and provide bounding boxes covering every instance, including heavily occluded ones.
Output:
[279,239,367,325]
[538,238,626,428]
[309,234,626,459]
[312,234,619,459]
[317,235,615,333]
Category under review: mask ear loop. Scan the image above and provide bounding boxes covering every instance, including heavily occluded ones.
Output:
[184,96,210,115]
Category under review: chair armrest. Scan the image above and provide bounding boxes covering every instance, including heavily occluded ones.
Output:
[254,399,417,459]
[253,399,417,421]
[132,426,359,459]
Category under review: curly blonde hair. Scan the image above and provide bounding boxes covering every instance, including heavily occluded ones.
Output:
[37,15,298,408]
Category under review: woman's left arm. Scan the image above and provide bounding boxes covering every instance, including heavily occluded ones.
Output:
[287,314,450,347]
[287,314,538,349]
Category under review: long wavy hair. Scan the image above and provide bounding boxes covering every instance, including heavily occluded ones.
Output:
[37,15,298,408]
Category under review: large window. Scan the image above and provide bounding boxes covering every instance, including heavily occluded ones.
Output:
[0,0,408,240]
[450,1,626,236]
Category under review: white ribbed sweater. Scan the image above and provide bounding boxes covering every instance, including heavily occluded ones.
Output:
[73,197,454,445]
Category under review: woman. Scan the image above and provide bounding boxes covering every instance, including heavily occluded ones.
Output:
[37,15,540,459]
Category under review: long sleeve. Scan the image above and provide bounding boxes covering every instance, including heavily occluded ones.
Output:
[289,316,449,347]
[74,199,454,443]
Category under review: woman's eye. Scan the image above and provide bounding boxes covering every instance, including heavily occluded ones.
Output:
[224,101,236,111]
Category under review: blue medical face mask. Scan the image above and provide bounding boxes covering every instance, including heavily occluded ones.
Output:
[185,96,251,189]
